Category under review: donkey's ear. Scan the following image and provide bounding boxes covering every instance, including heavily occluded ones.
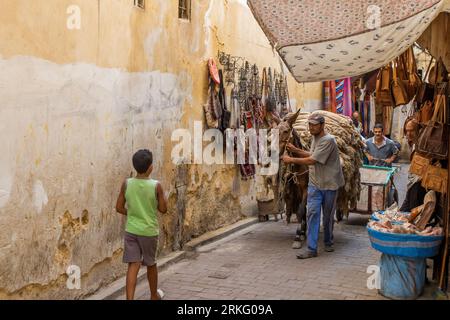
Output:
[286,109,301,126]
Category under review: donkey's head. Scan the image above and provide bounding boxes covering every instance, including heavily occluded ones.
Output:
[277,109,301,153]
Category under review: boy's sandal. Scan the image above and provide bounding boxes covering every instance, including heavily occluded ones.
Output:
[157,289,165,300]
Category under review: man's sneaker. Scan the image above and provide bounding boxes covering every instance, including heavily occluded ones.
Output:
[296,250,317,259]
[324,245,334,252]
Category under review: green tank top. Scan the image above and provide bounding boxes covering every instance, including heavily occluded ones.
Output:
[125,178,159,237]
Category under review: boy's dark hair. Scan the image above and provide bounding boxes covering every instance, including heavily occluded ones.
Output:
[132,149,153,174]
[374,123,384,131]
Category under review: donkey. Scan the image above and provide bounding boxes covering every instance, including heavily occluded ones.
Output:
[277,110,309,249]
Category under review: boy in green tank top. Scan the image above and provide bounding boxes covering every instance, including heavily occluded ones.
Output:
[115,149,167,300]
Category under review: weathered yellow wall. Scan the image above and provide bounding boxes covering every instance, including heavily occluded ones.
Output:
[0,0,322,299]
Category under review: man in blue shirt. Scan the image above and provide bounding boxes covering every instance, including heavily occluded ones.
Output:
[364,123,399,167]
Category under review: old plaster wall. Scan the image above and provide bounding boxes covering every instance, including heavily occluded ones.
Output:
[0,0,321,299]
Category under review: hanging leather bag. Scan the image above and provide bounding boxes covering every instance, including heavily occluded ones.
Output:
[376,67,393,106]
[403,47,422,99]
[416,83,448,160]
[428,57,449,85]
[418,100,434,124]
[409,152,431,177]
[421,162,448,194]
[398,54,411,97]
[381,65,392,91]
[390,61,409,106]
[416,58,435,104]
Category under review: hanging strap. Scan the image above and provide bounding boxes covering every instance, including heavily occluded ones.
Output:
[424,57,434,82]
[431,84,446,122]
[261,68,268,99]
[285,76,292,112]
[392,61,398,82]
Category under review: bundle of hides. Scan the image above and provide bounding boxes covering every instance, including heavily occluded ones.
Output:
[292,111,365,216]
[368,200,443,236]
[373,203,410,223]
[368,220,443,236]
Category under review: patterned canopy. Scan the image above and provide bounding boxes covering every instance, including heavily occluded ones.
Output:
[248,0,445,82]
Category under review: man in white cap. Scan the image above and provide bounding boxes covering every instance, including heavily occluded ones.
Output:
[282,113,344,258]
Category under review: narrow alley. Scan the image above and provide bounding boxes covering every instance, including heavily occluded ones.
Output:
[104,163,434,300]
[1,1,450,303]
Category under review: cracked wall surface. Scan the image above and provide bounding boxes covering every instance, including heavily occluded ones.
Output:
[0,0,321,299]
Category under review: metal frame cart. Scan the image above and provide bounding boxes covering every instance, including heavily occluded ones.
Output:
[353,165,399,215]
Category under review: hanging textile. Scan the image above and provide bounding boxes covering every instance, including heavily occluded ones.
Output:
[330,80,336,113]
[383,105,394,136]
[248,0,444,82]
[323,81,331,111]
[370,93,376,133]
[335,79,345,114]
[323,80,337,112]
[360,99,366,134]
[336,78,353,116]
[364,92,371,136]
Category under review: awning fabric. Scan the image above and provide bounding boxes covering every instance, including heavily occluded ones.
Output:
[248,0,445,82]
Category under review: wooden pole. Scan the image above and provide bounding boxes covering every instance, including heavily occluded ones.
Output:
[438,86,450,291]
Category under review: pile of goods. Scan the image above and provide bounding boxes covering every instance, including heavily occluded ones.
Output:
[368,191,443,236]
[372,209,409,223]
[293,110,365,215]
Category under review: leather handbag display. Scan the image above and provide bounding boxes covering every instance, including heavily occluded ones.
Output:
[376,67,393,106]
[428,57,449,85]
[416,83,448,160]
[390,61,409,107]
[381,65,392,91]
[403,47,422,99]
[421,162,448,194]
[418,101,434,124]
[409,152,431,177]
[416,58,435,104]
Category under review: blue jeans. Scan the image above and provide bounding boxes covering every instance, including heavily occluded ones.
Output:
[306,185,338,253]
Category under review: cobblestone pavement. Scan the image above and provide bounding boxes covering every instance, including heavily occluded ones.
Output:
[127,215,386,300]
[114,163,438,300]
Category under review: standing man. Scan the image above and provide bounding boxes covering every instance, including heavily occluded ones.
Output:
[283,113,344,259]
[352,111,364,136]
[400,118,426,211]
[364,123,399,167]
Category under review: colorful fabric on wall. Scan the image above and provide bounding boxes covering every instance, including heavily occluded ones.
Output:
[335,79,345,114]
[335,78,353,116]
[324,81,331,111]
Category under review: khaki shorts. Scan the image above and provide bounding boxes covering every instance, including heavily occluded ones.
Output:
[123,232,158,266]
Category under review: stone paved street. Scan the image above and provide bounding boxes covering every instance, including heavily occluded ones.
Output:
[122,215,386,300]
[109,163,437,300]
